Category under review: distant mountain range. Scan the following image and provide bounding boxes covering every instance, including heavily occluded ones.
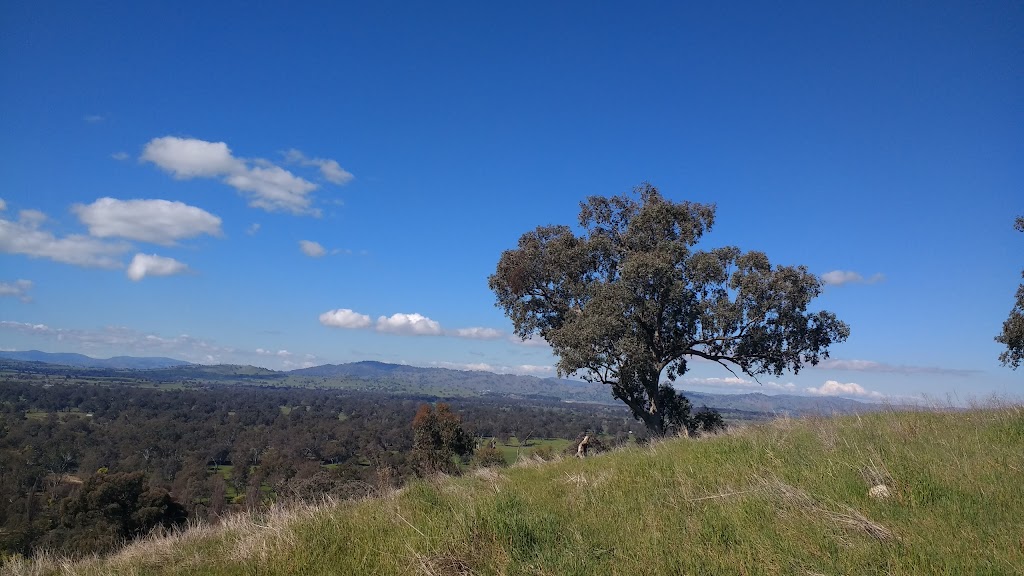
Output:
[0,352,891,416]
[0,350,191,370]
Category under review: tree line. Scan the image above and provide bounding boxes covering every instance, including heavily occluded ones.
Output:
[0,379,643,558]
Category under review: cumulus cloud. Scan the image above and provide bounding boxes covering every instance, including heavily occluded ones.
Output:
[375,313,442,336]
[126,253,190,281]
[284,149,354,185]
[299,240,327,258]
[816,358,978,377]
[141,136,243,178]
[319,308,373,329]
[821,270,885,286]
[0,208,128,268]
[0,279,33,302]
[805,380,885,400]
[141,136,323,215]
[452,327,504,340]
[73,198,222,245]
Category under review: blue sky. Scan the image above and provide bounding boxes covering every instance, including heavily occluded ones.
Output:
[1,1,1021,403]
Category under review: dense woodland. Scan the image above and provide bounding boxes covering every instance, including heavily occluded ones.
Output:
[0,377,647,558]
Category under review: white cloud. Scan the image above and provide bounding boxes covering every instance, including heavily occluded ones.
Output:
[0,199,6,211]
[246,223,261,235]
[452,327,504,339]
[0,209,128,268]
[821,270,885,286]
[126,253,190,281]
[319,308,373,329]
[805,380,885,400]
[111,152,129,161]
[0,279,33,303]
[141,136,320,215]
[83,114,104,124]
[376,312,443,336]
[284,149,354,185]
[299,240,327,258]
[73,198,222,245]
[141,136,243,179]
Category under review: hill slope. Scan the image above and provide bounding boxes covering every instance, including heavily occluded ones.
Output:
[20,405,1023,575]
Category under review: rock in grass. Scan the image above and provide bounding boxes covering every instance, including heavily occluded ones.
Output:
[869,484,891,499]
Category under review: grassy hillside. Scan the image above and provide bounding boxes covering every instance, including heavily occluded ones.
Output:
[9,404,1023,576]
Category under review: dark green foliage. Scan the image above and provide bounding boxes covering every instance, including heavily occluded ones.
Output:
[690,406,727,436]
[996,216,1024,369]
[37,471,187,556]
[491,184,849,435]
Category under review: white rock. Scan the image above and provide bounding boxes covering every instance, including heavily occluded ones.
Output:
[868,484,891,499]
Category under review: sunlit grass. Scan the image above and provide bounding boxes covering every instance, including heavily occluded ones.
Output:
[8,403,1023,575]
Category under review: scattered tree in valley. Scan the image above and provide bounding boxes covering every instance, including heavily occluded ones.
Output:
[410,403,474,475]
[996,216,1024,369]
[490,184,850,435]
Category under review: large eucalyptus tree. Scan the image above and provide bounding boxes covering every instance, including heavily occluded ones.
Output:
[490,184,850,436]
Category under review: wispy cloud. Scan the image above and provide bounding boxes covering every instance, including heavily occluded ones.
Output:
[0,320,323,369]
[284,149,354,185]
[805,380,885,400]
[299,240,327,258]
[508,334,550,348]
[83,114,104,124]
[141,136,332,216]
[451,327,504,340]
[682,376,797,392]
[111,152,129,161]
[126,253,190,281]
[0,208,128,268]
[821,270,885,286]
[73,198,222,245]
[430,360,555,376]
[0,280,33,303]
[816,358,978,377]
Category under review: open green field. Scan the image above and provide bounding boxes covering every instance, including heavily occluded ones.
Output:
[9,405,1023,575]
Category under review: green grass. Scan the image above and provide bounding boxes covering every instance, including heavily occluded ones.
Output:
[10,405,1024,575]
[488,437,573,465]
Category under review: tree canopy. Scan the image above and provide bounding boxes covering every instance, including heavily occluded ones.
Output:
[490,184,850,435]
[995,216,1024,370]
